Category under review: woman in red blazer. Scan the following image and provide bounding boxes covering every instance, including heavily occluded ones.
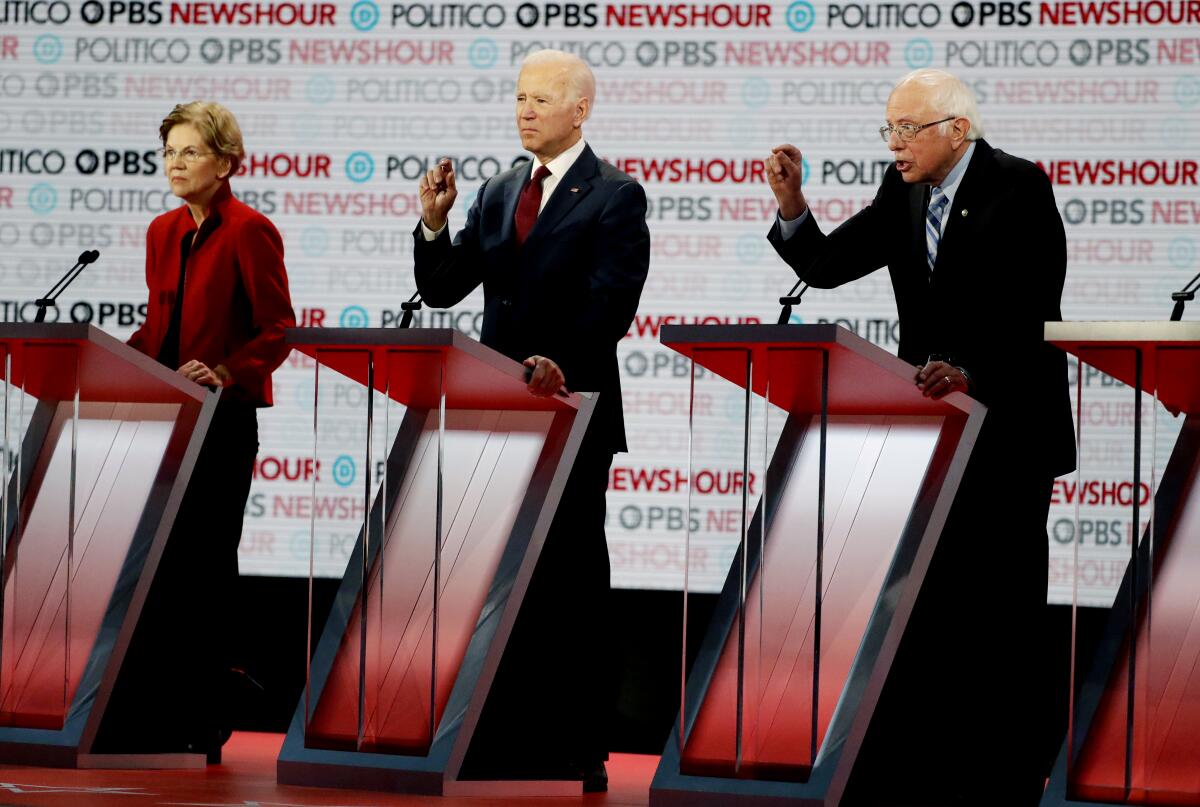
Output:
[114,101,295,762]
[127,103,294,400]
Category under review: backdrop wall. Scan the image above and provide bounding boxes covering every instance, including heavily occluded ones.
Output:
[1,0,1197,604]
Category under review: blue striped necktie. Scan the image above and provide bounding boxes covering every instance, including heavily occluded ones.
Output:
[926,188,949,276]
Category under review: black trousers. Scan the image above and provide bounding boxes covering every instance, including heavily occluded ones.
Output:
[462,431,615,777]
[97,397,258,751]
[843,445,1056,807]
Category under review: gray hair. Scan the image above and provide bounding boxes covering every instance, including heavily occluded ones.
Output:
[894,69,983,140]
[520,49,596,107]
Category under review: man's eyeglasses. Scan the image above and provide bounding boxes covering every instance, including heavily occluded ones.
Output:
[160,147,213,163]
[878,117,956,143]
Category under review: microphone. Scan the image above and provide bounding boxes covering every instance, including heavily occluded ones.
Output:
[398,291,422,328]
[34,250,100,323]
[776,275,811,325]
[1170,269,1200,321]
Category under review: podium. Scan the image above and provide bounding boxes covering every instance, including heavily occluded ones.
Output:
[1043,322,1200,807]
[648,324,985,806]
[0,323,216,768]
[275,328,596,796]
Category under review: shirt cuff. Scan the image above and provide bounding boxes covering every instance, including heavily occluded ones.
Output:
[954,365,974,392]
[420,221,446,241]
[777,208,810,240]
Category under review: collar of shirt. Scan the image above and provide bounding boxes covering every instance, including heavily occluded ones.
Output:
[933,140,975,208]
[178,180,231,245]
[531,137,587,212]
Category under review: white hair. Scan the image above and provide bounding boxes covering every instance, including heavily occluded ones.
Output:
[894,68,983,140]
[519,49,596,107]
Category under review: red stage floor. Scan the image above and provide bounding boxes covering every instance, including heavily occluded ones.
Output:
[0,734,657,807]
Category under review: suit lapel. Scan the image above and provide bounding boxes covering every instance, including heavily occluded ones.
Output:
[910,182,930,276]
[499,167,524,246]
[523,145,597,247]
[934,140,992,274]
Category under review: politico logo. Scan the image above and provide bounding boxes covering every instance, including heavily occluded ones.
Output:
[0,1,72,24]
[786,0,815,31]
[349,0,380,30]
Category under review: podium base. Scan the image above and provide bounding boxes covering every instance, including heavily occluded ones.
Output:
[77,753,205,770]
[443,778,583,797]
[277,757,584,796]
[0,744,205,770]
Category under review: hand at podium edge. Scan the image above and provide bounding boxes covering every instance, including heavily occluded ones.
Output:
[915,360,965,399]
[523,355,565,398]
[178,359,232,389]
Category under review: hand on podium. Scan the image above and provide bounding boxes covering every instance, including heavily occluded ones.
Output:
[915,360,967,399]
[179,359,232,388]
[523,355,565,397]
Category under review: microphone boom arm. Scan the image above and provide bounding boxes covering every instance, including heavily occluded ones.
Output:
[776,275,811,325]
[398,291,422,329]
[34,250,98,323]
[1170,269,1200,322]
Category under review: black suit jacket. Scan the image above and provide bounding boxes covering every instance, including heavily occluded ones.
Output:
[414,144,650,453]
[769,139,1075,478]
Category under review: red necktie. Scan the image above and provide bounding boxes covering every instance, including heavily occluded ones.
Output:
[514,164,551,245]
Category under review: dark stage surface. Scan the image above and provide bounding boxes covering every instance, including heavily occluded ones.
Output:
[0,733,657,806]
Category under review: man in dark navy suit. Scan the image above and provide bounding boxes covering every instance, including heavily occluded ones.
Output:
[413,49,650,791]
[765,69,1075,805]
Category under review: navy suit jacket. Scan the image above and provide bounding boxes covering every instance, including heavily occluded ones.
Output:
[769,139,1075,478]
[414,144,650,453]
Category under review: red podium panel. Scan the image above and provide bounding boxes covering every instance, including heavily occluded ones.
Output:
[277,329,595,797]
[1044,322,1200,807]
[650,324,984,807]
[0,324,214,768]
[288,329,579,413]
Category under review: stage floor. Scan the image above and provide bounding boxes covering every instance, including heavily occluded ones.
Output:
[0,733,657,806]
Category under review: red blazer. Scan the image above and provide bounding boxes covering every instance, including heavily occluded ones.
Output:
[128,182,295,406]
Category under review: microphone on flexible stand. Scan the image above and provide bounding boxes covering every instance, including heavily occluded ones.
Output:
[398,291,422,328]
[34,250,100,323]
[1169,269,1200,321]
[776,275,812,325]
